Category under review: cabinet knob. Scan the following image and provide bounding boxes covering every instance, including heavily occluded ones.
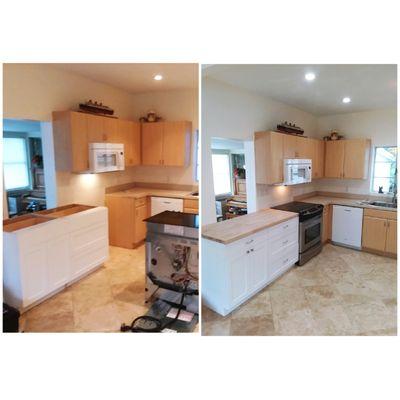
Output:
[246,250,250,254]
[251,248,254,252]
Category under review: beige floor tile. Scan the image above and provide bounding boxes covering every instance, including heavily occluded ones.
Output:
[311,304,356,335]
[267,269,301,290]
[304,285,342,310]
[230,315,275,336]
[269,288,309,315]
[202,319,232,336]
[294,267,332,287]
[25,311,75,333]
[231,290,272,319]
[273,308,318,336]
[74,303,121,332]
[25,291,73,320]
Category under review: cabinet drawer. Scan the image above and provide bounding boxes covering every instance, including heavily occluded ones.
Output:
[364,208,397,220]
[269,230,298,256]
[226,230,269,259]
[135,197,146,207]
[184,207,198,214]
[269,217,298,239]
[183,199,199,209]
[269,243,298,270]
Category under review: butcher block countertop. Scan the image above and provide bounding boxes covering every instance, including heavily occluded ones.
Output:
[202,209,298,244]
[105,187,198,200]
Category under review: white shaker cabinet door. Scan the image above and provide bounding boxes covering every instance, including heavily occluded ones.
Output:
[229,252,249,308]
[20,246,48,307]
[47,234,70,292]
[248,241,269,293]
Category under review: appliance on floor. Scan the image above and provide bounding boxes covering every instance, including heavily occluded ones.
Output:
[121,211,198,333]
[89,142,125,173]
[331,205,363,249]
[283,159,312,185]
[150,197,183,216]
[272,201,323,265]
[3,303,20,332]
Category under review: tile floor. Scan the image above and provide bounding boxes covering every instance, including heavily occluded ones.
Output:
[20,246,149,332]
[202,244,397,336]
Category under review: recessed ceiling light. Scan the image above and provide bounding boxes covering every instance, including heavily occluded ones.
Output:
[342,97,351,103]
[153,74,163,81]
[305,73,316,81]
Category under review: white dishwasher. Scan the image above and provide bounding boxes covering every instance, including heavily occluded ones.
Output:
[332,205,363,249]
[150,197,183,216]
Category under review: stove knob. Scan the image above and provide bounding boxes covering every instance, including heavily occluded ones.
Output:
[151,258,157,266]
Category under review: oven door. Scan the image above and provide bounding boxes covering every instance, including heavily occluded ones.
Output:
[299,215,322,252]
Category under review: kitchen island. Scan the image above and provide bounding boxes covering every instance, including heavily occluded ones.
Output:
[202,209,299,316]
[3,204,108,312]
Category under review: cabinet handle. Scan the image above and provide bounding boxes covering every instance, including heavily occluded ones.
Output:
[283,258,289,264]
[283,224,289,229]
[283,239,288,245]
[251,248,254,252]
[246,250,250,254]
[246,239,254,245]
[383,221,386,227]
[387,221,390,227]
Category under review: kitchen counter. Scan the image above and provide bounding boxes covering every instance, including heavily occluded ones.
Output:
[202,209,298,244]
[105,187,198,200]
[301,195,397,212]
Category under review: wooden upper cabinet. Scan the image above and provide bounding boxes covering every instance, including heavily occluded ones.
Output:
[141,122,164,165]
[141,121,192,167]
[283,134,297,158]
[385,219,397,254]
[102,117,119,142]
[325,140,345,178]
[255,131,284,184]
[118,120,141,166]
[296,137,313,159]
[343,139,371,179]
[52,111,89,172]
[162,121,191,166]
[86,113,105,143]
[312,139,325,179]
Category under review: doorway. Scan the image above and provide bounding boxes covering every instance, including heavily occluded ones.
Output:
[211,137,248,221]
[3,118,56,218]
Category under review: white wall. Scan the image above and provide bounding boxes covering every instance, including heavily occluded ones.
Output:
[3,64,198,207]
[316,108,397,195]
[202,78,318,225]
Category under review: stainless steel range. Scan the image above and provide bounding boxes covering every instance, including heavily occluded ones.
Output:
[272,201,323,265]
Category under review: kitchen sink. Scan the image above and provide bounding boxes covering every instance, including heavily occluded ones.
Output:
[368,201,397,208]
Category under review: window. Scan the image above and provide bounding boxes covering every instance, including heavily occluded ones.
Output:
[371,146,397,194]
[212,151,232,196]
[3,137,30,190]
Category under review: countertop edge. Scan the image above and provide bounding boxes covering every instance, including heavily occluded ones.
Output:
[202,213,298,245]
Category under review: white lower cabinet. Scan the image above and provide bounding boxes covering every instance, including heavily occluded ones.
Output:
[202,216,299,316]
[3,207,109,311]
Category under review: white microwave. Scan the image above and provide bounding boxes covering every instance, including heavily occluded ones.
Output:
[283,158,312,185]
[89,143,125,173]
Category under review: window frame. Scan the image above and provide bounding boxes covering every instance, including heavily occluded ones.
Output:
[212,149,234,198]
[3,131,32,192]
[370,145,397,195]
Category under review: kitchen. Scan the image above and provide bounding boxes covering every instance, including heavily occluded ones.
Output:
[2,63,199,333]
[201,64,397,336]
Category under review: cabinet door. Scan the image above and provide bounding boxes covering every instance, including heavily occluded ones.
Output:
[322,205,332,243]
[105,196,136,248]
[325,140,345,178]
[314,139,325,178]
[47,234,70,291]
[229,252,249,307]
[142,122,164,165]
[70,112,89,172]
[134,204,148,243]
[118,120,141,166]
[162,121,191,166]
[269,132,284,183]
[385,219,397,254]
[21,246,48,307]
[362,216,387,251]
[86,113,105,143]
[102,117,119,142]
[296,137,313,159]
[343,139,370,179]
[283,134,298,158]
[248,241,269,292]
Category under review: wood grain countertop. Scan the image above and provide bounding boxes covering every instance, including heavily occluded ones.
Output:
[301,195,397,212]
[105,187,198,200]
[202,209,298,244]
